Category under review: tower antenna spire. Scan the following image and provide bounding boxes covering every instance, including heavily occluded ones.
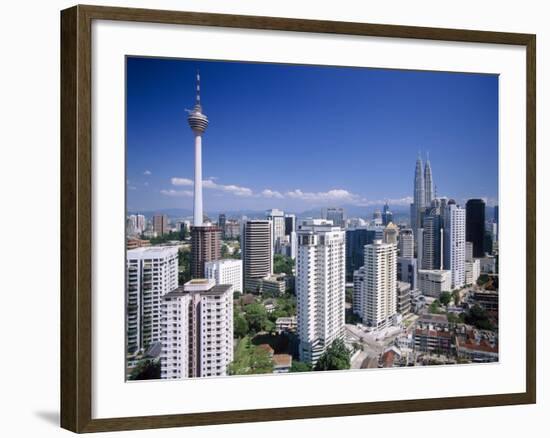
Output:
[196,69,201,106]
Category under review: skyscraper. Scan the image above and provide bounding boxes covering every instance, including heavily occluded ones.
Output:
[345,228,376,279]
[353,240,397,330]
[466,199,486,258]
[218,214,226,238]
[324,207,346,228]
[187,72,222,277]
[424,154,434,205]
[190,226,221,278]
[266,209,285,254]
[421,208,442,270]
[153,214,169,236]
[297,220,345,365]
[241,220,273,292]
[411,155,425,234]
[444,201,466,289]
[382,202,393,226]
[398,228,414,258]
[284,214,296,236]
[126,246,178,355]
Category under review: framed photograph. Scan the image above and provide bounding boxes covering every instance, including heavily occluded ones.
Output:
[60,4,536,433]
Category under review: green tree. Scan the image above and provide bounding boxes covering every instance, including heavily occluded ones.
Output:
[439,291,452,307]
[452,290,460,306]
[273,254,294,275]
[477,274,490,286]
[234,312,249,338]
[229,337,273,375]
[464,304,494,330]
[314,339,351,371]
[290,361,312,373]
[429,299,443,314]
[447,313,460,324]
[178,249,191,285]
[128,359,160,380]
[147,231,183,245]
[244,303,270,334]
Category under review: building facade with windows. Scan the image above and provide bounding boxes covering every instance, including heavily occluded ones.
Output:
[160,279,233,379]
[205,259,243,294]
[296,219,345,365]
[353,240,397,330]
[126,246,179,355]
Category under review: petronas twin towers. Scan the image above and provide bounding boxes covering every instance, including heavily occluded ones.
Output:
[411,154,434,234]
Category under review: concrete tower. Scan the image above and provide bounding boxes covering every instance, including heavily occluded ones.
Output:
[187,71,209,226]
[424,153,434,206]
[411,154,425,234]
[188,72,221,278]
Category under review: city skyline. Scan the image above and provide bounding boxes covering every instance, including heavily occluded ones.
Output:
[126,57,499,213]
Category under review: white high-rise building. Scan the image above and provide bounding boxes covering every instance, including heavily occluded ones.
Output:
[353,240,397,330]
[465,259,481,285]
[296,219,345,365]
[136,214,146,233]
[161,279,233,379]
[126,246,178,355]
[444,202,466,289]
[266,209,285,254]
[126,214,138,235]
[205,259,243,294]
[398,228,414,258]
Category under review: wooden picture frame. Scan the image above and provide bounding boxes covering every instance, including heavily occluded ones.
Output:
[60,4,536,433]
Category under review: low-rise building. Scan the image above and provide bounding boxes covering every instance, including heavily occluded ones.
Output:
[272,354,292,373]
[275,316,297,333]
[472,290,499,313]
[261,274,287,296]
[414,317,453,355]
[418,269,451,298]
[126,237,151,250]
[456,327,498,362]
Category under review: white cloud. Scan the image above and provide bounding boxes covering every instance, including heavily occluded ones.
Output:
[171,177,253,197]
[143,170,152,176]
[261,189,284,199]
[362,196,413,206]
[286,188,363,204]
[171,177,194,186]
[160,189,193,197]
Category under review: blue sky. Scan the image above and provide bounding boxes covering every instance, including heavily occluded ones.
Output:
[126,57,498,214]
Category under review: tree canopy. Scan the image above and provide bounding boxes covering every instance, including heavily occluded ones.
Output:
[273,254,294,276]
[439,291,452,307]
[314,339,351,371]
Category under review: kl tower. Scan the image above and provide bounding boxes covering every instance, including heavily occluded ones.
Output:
[187,71,221,278]
[188,71,209,226]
